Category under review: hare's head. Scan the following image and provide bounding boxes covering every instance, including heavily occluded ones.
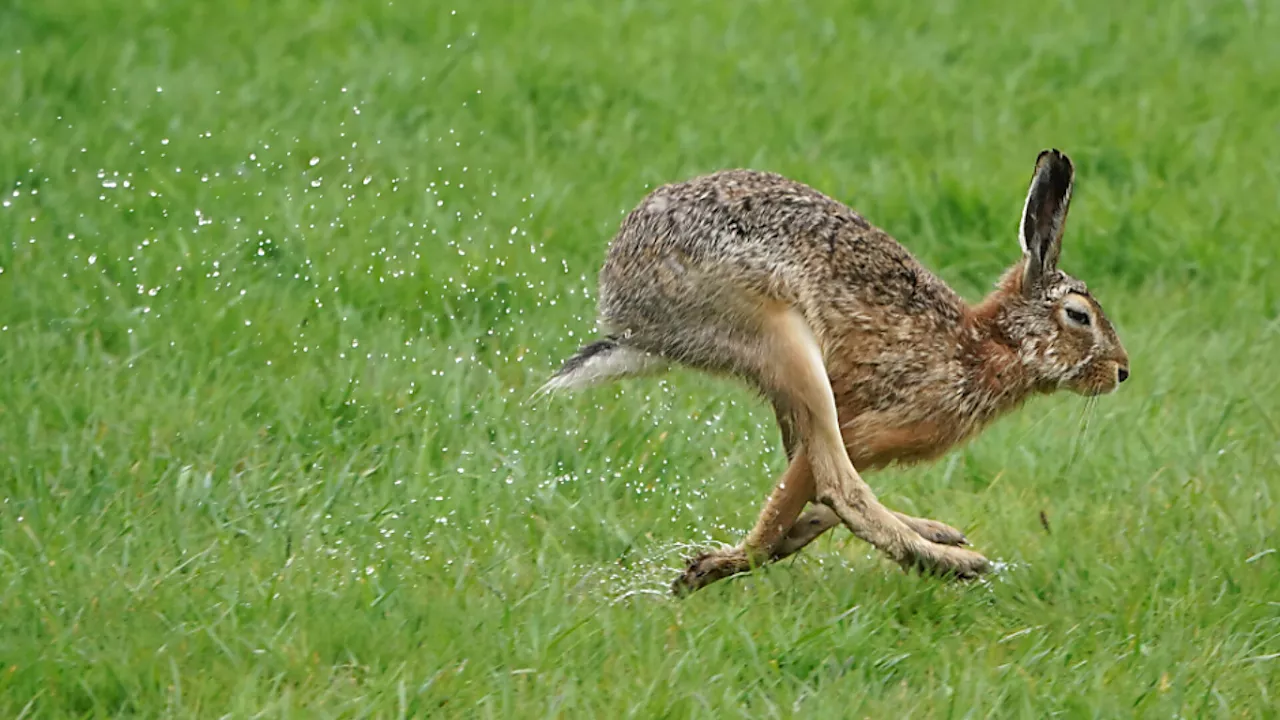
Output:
[993,150,1129,397]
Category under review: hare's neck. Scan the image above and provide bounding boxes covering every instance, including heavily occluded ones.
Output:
[958,299,1040,424]
[836,309,1037,471]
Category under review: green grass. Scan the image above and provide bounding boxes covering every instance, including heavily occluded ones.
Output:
[2,0,1278,716]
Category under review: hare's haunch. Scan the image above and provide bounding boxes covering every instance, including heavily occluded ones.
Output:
[541,150,1130,595]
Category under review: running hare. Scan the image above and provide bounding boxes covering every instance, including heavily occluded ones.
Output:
[540,150,1129,595]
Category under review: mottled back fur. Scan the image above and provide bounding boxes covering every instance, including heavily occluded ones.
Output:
[563,151,1127,467]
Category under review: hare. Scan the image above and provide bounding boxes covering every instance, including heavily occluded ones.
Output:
[539,149,1129,595]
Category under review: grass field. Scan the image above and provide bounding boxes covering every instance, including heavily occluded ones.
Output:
[2,0,1278,716]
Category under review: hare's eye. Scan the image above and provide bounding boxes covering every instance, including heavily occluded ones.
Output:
[1065,307,1091,326]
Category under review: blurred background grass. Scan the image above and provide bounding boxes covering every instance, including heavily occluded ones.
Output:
[1,0,1277,716]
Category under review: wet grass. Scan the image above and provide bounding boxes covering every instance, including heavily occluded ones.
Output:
[2,0,1278,716]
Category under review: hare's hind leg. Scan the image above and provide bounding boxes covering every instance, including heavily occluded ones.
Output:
[746,308,988,579]
[768,405,968,557]
[672,307,987,595]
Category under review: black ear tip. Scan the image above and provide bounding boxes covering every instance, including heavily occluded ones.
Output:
[1033,149,1074,186]
[1038,148,1073,170]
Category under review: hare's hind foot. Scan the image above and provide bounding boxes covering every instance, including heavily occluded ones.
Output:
[771,505,969,562]
[893,511,968,547]
[899,542,990,580]
[771,505,984,580]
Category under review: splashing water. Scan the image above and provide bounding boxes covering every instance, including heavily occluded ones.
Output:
[573,538,735,604]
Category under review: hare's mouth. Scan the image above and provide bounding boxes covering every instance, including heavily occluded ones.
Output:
[1072,361,1128,397]
[1082,379,1121,397]
[1069,376,1118,397]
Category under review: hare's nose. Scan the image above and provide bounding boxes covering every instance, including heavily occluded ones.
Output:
[1117,366,1130,383]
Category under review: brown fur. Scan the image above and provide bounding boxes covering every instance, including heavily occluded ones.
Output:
[541,150,1129,595]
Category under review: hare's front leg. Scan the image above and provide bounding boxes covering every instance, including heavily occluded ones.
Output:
[671,445,816,595]
[669,452,971,594]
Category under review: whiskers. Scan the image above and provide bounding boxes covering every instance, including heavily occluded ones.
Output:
[1064,395,1099,472]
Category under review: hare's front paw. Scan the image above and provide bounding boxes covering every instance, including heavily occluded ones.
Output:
[670,549,751,596]
[905,544,990,581]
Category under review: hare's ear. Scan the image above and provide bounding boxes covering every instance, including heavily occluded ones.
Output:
[1019,149,1074,294]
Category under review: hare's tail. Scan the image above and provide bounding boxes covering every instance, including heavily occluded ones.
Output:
[531,337,667,402]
